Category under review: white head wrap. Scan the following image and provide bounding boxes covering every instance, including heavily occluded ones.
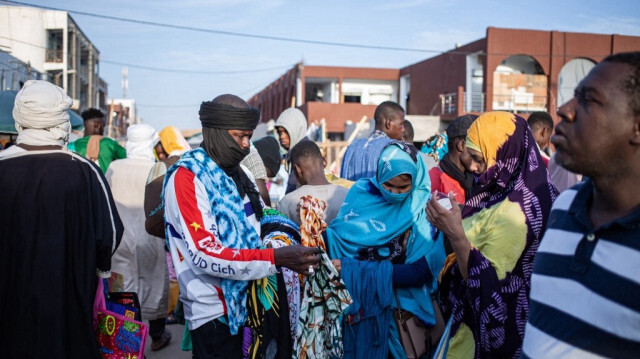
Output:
[126,123,158,161]
[13,80,73,146]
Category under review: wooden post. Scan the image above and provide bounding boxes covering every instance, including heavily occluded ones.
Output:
[320,118,327,143]
[107,99,114,138]
[330,115,368,173]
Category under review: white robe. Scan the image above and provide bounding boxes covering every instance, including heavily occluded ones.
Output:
[107,158,169,320]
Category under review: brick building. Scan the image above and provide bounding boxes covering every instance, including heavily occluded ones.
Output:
[248,27,640,135]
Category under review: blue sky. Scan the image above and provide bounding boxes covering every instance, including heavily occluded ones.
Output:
[17,0,640,130]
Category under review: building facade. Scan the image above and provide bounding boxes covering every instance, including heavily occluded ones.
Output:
[0,6,107,111]
[249,27,640,135]
[107,98,139,139]
[0,50,42,91]
[248,64,400,134]
[401,27,640,122]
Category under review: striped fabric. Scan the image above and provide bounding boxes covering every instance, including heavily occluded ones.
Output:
[522,180,640,358]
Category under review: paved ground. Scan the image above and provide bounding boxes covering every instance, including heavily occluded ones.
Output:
[144,324,192,359]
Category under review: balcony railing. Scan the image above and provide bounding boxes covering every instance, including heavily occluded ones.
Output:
[440,92,458,115]
[45,49,63,63]
[464,92,485,113]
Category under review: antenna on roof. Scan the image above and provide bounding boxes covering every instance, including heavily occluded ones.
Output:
[121,67,128,98]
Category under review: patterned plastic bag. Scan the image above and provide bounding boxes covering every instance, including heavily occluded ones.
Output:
[93,279,149,358]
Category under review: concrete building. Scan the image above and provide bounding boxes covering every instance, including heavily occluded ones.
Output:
[249,27,640,136]
[107,98,140,139]
[248,63,399,137]
[0,50,42,91]
[401,27,640,122]
[0,5,107,111]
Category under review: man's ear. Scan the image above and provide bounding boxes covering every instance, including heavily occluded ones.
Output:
[323,157,327,168]
[384,117,391,130]
[456,138,466,153]
[293,163,303,180]
[630,115,640,145]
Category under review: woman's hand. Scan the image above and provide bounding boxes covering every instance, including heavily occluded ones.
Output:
[426,191,471,280]
[426,191,465,241]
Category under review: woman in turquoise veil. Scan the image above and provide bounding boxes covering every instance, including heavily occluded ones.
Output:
[327,141,446,358]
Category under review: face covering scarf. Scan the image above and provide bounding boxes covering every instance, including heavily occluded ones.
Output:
[199,101,263,220]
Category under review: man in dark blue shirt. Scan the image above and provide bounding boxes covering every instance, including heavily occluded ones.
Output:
[521,52,640,358]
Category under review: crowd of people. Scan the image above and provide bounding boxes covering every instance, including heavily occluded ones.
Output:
[0,51,638,359]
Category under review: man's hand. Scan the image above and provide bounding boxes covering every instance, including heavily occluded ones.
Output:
[274,245,322,275]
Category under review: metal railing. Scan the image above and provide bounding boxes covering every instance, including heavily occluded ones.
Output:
[464,92,485,112]
[45,49,63,63]
[440,92,458,115]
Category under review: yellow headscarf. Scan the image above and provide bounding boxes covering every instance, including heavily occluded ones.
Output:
[465,112,517,169]
[158,126,191,157]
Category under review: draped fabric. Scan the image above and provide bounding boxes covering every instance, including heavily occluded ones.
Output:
[341,258,393,359]
[340,130,392,181]
[198,100,263,220]
[125,124,158,161]
[327,141,446,358]
[439,112,558,358]
[0,149,123,358]
[107,156,169,321]
[259,210,301,348]
[158,125,191,156]
[253,136,281,176]
[13,80,73,146]
[163,148,262,335]
[199,101,259,130]
[295,252,352,359]
[274,108,307,155]
[201,127,264,221]
[421,133,448,163]
[438,153,473,196]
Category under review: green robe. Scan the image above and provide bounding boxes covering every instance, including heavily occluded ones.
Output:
[72,136,127,173]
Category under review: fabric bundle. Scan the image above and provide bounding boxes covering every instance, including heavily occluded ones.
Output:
[299,195,328,251]
[296,197,352,359]
[13,80,73,146]
[295,252,352,359]
[258,210,302,349]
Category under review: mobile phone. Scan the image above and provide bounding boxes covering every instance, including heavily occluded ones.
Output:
[435,191,453,210]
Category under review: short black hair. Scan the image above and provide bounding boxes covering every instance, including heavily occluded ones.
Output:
[402,120,414,143]
[81,108,104,122]
[602,52,640,116]
[527,111,554,130]
[374,101,404,126]
[290,140,322,166]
